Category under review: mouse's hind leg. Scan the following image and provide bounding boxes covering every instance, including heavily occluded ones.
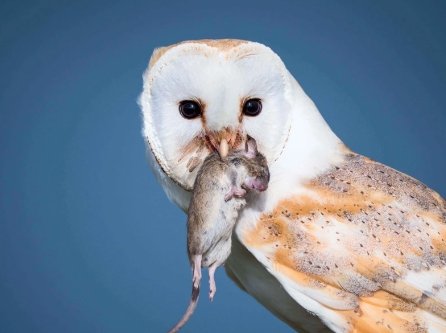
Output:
[208,263,218,301]
[192,254,202,289]
[208,239,233,300]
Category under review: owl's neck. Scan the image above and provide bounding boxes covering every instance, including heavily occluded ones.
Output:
[263,77,347,211]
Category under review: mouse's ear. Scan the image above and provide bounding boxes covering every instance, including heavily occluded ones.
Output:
[244,136,257,159]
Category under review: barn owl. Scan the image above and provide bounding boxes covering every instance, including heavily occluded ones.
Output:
[139,39,446,333]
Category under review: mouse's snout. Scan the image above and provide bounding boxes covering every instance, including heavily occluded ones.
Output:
[258,180,268,192]
[247,177,268,192]
[257,184,267,191]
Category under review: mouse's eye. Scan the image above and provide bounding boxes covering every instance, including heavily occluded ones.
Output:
[230,158,240,166]
[242,99,262,117]
[179,101,202,119]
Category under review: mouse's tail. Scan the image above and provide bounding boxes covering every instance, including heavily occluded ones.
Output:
[166,284,200,333]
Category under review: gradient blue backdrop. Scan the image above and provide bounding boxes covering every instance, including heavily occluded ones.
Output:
[1,1,445,332]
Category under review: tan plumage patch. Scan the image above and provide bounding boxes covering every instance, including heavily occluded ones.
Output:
[242,153,446,332]
[148,39,248,69]
[341,290,428,333]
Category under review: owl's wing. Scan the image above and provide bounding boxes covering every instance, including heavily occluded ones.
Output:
[238,154,446,333]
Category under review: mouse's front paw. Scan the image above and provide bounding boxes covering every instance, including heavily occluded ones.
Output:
[234,187,246,197]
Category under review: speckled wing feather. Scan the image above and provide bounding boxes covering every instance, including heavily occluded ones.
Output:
[240,154,446,333]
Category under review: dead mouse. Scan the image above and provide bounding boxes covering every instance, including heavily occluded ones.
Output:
[167,138,269,333]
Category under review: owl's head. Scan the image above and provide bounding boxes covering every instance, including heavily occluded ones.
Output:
[140,40,295,194]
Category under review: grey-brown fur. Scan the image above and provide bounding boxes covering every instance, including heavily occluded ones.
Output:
[188,145,270,265]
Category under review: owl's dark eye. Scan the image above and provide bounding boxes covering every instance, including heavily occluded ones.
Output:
[179,101,202,119]
[243,99,262,117]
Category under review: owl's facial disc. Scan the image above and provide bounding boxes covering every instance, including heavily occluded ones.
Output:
[141,41,293,191]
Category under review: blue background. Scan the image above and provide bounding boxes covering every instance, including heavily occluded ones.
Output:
[1,1,445,332]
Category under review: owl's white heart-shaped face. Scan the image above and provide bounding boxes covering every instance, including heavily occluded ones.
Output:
[140,40,294,191]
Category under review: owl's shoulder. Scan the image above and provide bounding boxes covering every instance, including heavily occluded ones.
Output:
[317,153,446,219]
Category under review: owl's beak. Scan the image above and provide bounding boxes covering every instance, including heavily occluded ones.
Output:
[204,128,243,158]
[219,139,229,158]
